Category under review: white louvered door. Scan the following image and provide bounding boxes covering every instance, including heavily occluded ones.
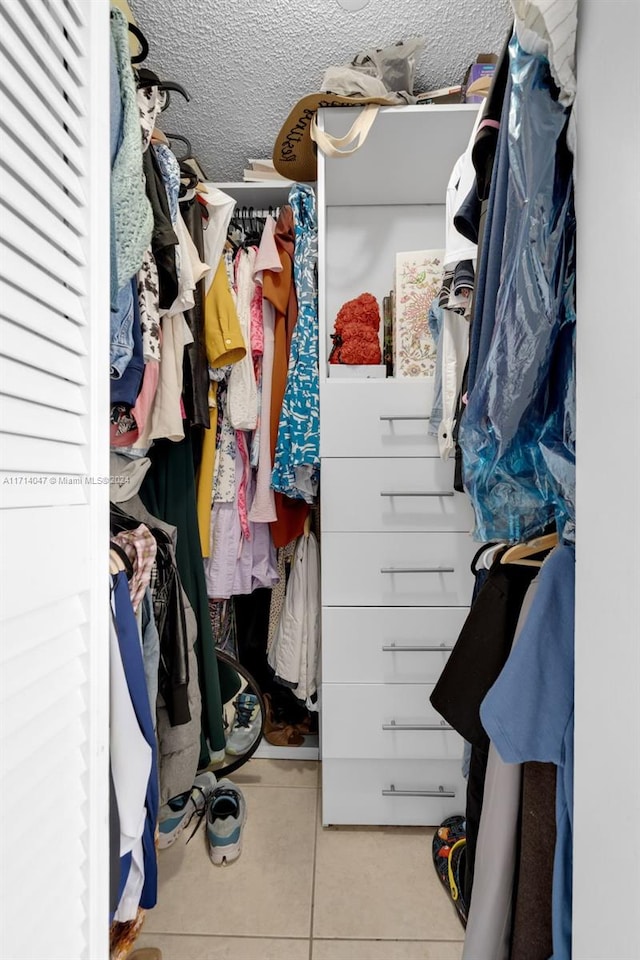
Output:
[0,2,110,958]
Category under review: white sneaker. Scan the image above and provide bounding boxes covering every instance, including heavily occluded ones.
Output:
[158,772,217,849]
[206,780,247,865]
[225,693,262,756]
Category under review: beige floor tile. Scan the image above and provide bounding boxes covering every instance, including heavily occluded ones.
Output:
[145,785,317,938]
[312,940,464,959]
[135,932,309,959]
[232,757,319,789]
[312,824,465,941]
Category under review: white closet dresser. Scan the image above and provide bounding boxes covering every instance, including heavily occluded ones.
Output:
[317,104,479,825]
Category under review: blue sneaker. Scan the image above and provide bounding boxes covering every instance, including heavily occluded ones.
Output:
[158,772,217,849]
[206,779,247,865]
[225,693,262,756]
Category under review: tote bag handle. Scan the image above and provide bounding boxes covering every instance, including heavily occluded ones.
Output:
[310,103,379,158]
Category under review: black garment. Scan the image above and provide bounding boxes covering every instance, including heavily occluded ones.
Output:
[110,502,191,725]
[464,741,490,904]
[510,762,556,960]
[234,588,310,725]
[181,197,210,429]
[431,558,539,749]
[472,27,513,200]
[109,766,121,915]
[139,430,227,753]
[143,147,178,309]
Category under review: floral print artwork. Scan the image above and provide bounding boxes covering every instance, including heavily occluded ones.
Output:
[395,250,444,377]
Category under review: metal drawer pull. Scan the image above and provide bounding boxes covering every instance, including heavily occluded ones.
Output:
[380,566,455,574]
[382,784,456,799]
[379,415,430,421]
[382,720,454,731]
[380,491,454,497]
[382,643,454,652]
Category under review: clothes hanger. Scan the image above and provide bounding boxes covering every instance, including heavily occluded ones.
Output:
[127,23,149,64]
[164,132,193,161]
[500,532,559,567]
[136,69,191,106]
[109,548,124,576]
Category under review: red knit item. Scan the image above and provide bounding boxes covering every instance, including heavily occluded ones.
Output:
[330,292,382,365]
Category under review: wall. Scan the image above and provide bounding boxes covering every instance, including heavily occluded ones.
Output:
[574,1,640,957]
[131,0,511,181]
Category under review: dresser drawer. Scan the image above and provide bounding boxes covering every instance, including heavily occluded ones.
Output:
[321,458,474,533]
[322,606,468,683]
[321,532,475,607]
[322,758,465,826]
[320,380,438,458]
[322,682,463,761]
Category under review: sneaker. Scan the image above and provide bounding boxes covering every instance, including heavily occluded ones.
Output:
[158,772,217,849]
[206,779,247,865]
[225,692,262,756]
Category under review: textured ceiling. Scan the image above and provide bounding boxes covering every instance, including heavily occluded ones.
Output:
[131,0,512,182]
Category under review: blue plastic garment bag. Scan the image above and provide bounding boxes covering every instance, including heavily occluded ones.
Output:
[459,37,576,543]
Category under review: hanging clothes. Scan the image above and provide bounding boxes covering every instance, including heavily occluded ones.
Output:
[481,545,575,960]
[459,36,576,543]
[111,571,158,921]
[110,8,153,291]
[271,184,320,503]
[267,531,320,706]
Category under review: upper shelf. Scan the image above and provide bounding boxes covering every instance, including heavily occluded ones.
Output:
[212,181,293,208]
[318,104,479,207]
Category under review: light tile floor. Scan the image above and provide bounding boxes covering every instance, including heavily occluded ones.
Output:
[136,759,465,960]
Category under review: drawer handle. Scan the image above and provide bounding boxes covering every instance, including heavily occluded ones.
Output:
[382,720,454,731]
[380,491,454,498]
[379,415,430,421]
[382,784,456,799]
[382,643,454,652]
[380,566,455,574]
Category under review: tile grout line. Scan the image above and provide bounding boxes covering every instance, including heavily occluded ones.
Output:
[308,783,321,960]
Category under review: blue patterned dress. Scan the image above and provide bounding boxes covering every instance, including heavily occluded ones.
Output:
[271,184,320,502]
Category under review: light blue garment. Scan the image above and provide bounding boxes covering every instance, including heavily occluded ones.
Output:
[481,544,575,960]
[110,33,123,313]
[427,301,444,438]
[459,37,575,542]
[110,281,135,379]
[110,8,153,290]
[153,143,181,225]
[271,184,320,502]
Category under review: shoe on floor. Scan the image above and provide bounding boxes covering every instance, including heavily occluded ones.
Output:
[158,772,217,849]
[206,779,247,865]
[225,692,262,756]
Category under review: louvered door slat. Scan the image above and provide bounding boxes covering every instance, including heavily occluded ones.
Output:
[3,597,87,659]
[0,11,85,145]
[0,92,86,204]
[22,0,87,88]
[47,0,85,55]
[0,434,87,477]
[1,1,86,114]
[0,285,87,355]
[0,319,86,382]
[0,357,86,414]
[0,166,85,266]
[0,58,86,174]
[0,4,110,956]
[0,129,86,235]
[0,245,86,322]
[0,205,86,294]
[3,628,85,699]
[0,395,87,445]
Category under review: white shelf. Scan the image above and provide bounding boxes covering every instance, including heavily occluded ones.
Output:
[212,181,294,209]
[319,104,479,207]
[253,734,319,761]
